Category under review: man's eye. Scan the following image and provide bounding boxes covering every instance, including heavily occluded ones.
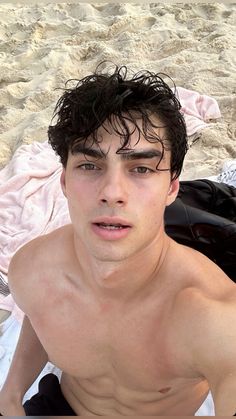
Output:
[132,167,153,174]
[78,163,98,170]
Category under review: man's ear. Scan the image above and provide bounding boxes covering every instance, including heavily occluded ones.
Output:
[166,177,179,207]
[60,169,67,198]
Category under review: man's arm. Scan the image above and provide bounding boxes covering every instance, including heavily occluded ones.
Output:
[0,315,48,416]
[0,244,49,415]
[195,297,236,416]
[207,302,236,416]
[212,372,236,416]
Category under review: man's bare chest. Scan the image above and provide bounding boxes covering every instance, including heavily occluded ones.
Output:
[30,294,177,388]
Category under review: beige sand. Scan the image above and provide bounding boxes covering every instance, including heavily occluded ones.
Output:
[0,3,235,180]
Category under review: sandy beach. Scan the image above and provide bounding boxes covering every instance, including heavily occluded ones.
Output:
[0,2,235,179]
[0,5,235,410]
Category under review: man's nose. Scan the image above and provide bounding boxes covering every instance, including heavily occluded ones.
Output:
[98,170,128,207]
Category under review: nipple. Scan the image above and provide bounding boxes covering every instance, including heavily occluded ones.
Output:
[158,387,171,394]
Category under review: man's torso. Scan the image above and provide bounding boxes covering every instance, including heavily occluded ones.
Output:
[16,225,234,415]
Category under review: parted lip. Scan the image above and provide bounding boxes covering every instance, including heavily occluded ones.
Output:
[92,217,132,227]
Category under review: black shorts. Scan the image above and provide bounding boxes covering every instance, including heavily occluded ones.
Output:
[23,373,76,416]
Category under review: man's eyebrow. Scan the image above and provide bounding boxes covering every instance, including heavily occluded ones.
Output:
[119,149,163,160]
[73,146,105,159]
[73,147,162,160]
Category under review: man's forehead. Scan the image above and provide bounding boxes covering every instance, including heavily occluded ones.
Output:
[76,120,167,153]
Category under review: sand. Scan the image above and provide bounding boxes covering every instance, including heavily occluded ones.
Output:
[0,2,235,179]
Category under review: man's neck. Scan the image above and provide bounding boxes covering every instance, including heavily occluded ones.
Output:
[72,230,171,301]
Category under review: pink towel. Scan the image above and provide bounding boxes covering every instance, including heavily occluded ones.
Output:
[0,141,70,275]
[0,87,221,321]
[175,87,221,137]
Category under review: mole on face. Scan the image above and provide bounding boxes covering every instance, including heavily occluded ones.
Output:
[158,387,171,394]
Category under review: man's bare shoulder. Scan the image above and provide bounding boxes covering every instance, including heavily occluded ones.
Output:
[171,241,235,300]
[9,224,73,272]
[8,224,73,311]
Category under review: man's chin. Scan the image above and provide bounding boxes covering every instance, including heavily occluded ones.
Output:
[88,242,134,262]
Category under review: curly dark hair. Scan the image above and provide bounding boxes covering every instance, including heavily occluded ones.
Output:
[48,64,188,180]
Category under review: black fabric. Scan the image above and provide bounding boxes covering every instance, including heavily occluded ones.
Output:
[178,179,236,222]
[165,179,236,282]
[23,373,76,416]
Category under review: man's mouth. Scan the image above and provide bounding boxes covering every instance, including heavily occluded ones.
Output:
[91,218,132,240]
[94,223,129,230]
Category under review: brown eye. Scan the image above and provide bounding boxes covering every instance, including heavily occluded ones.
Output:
[132,167,153,174]
[78,163,98,170]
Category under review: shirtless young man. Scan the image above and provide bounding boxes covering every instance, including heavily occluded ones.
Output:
[0,65,236,416]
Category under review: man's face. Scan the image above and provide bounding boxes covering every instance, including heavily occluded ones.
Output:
[61,119,179,263]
